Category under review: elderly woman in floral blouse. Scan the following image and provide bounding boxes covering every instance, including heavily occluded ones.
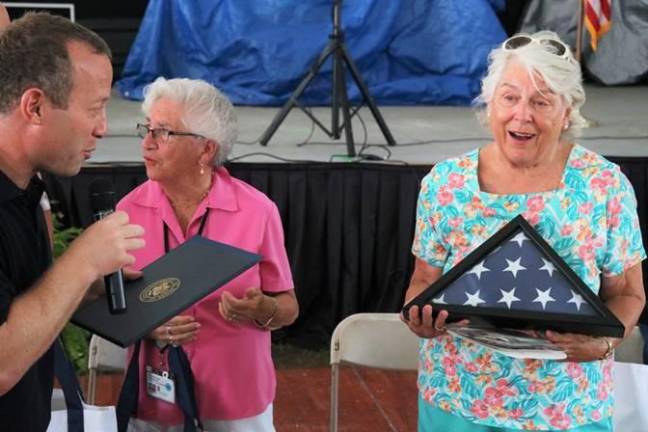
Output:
[404,31,645,432]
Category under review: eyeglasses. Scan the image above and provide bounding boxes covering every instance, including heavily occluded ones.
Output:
[502,35,573,62]
[136,123,206,142]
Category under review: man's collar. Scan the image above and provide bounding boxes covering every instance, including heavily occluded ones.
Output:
[0,170,23,202]
[0,170,45,204]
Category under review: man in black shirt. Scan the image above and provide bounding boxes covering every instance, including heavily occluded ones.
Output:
[0,13,145,431]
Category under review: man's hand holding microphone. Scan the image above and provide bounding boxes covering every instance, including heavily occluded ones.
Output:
[61,180,145,313]
[68,210,145,307]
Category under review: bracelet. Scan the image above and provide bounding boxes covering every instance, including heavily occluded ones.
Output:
[254,296,278,329]
[599,338,614,360]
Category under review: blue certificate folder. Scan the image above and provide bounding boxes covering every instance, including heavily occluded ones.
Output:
[72,236,260,348]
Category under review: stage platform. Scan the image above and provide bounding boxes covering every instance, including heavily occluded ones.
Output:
[95,84,648,165]
[49,85,648,347]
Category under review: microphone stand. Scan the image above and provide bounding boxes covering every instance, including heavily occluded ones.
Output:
[259,0,396,157]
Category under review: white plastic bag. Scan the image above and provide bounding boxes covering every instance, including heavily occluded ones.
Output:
[613,361,648,432]
[47,388,117,432]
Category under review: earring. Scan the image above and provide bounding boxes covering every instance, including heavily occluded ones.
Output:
[199,163,204,176]
[563,122,569,131]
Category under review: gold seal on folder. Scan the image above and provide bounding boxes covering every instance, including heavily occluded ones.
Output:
[139,277,181,303]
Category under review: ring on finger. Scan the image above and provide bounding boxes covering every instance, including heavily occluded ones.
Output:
[434,324,446,332]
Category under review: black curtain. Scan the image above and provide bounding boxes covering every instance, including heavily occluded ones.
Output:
[44,158,648,348]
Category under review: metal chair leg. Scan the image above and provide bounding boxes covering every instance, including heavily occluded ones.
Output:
[330,363,340,432]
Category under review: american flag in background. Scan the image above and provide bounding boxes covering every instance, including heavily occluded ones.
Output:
[433,231,597,316]
[584,0,612,50]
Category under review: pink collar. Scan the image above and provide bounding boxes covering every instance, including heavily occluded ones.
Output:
[131,166,239,212]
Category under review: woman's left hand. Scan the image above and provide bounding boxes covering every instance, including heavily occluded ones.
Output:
[545,330,619,362]
[218,287,273,324]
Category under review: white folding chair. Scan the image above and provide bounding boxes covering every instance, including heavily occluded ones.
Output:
[614,325,644,363]
[613,326,648,432]
[86,335,127,404]
[329,313,419,432]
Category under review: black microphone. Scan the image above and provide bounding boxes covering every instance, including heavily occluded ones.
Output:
[89,179,127,314]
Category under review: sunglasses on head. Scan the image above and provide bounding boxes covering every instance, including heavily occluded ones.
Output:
[502,35,573,62]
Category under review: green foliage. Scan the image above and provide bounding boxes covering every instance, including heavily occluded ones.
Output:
[60,323,90,374]
[52,216,81,259]
[52,214,90,374]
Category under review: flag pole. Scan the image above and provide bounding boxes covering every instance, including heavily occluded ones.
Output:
[576,0,599,128]
[576,0,584,63]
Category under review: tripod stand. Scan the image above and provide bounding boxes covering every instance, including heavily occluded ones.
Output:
[259,0,396,157]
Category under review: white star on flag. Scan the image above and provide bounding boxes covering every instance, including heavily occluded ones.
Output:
[567,292,586,310]
[464,290,486,307]
[539,258,556,277]
[503,257,526,278]
[467,261,490,280]
[433,294,447,304]
[498,288,520,309]
[510,232,528,247]
[424,222,601,320]
[533,288,555,310]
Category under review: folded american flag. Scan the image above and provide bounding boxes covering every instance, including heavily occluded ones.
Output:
[434,231,596,316]
[403,215,624,337]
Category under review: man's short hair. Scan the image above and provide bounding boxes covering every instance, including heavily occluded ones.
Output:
[0,12,111,114]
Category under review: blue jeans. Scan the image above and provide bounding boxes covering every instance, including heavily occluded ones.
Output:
[418,397,613,432]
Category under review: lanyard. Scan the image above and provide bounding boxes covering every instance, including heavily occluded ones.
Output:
[164,208,210,253]
[159,207,210,364]
[159,207,209,369]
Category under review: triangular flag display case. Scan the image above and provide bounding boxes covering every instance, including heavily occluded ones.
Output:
[403,215,624,337]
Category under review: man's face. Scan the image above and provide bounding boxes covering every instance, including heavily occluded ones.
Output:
[33,40,112,177]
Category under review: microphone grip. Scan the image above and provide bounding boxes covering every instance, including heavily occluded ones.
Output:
[90,183,127,315]
[105,269,127,314]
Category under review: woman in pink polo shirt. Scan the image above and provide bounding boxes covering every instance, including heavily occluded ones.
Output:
[117,77,298,432]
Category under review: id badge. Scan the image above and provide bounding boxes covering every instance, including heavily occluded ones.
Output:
[146,366,176,404]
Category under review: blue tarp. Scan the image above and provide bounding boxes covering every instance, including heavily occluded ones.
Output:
[117,0,506,106]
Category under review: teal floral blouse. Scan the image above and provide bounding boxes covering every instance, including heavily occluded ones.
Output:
[412,144,646,430]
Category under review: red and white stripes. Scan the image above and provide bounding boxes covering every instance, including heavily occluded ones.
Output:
[583,0,612,50]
